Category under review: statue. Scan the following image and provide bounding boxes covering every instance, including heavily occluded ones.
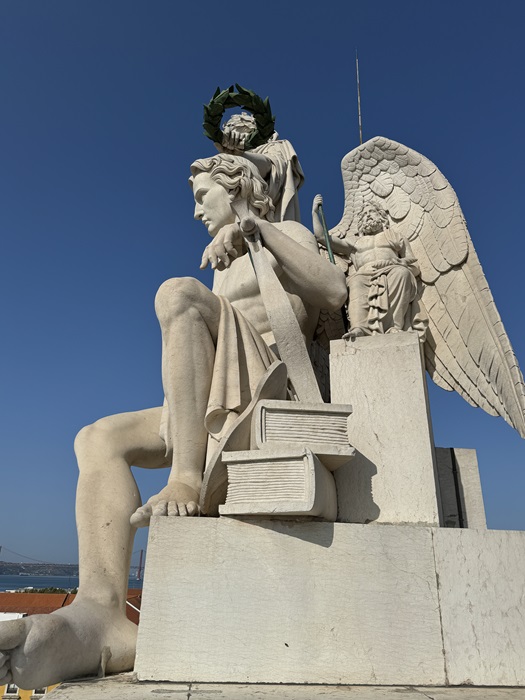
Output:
[218,112,304,222]
[0,151,346,690]
[204,85,304,222]
[1,90,525,692]
[312,197,425,338]
[313,136,525,438]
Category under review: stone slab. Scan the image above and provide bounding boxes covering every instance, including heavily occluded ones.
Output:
[434,528,525,686]
[330,335,440,526]
[135,518,445,685]
[50,676,525,699]
[434,449,486,529]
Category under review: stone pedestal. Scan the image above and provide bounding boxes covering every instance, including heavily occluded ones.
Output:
[134,518,525,687]
[330,334,440,526]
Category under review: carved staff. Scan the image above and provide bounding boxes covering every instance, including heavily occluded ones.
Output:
[233,202,322,404]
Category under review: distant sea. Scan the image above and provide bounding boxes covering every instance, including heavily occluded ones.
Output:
[0,575,142,592]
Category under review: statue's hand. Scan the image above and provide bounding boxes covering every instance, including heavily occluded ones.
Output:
[220,128,248,155]
[200,223,243,270]
[312,193,323,214]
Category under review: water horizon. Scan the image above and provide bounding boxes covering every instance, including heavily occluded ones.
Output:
[0,574,143,592]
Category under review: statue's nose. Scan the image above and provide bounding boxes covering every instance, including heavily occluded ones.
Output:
[194,203,203,220]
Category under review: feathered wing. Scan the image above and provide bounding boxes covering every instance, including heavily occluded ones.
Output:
[330,136,525,437]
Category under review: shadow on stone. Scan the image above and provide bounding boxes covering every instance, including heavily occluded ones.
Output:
[234,518,336,548]
[335,450,381,524]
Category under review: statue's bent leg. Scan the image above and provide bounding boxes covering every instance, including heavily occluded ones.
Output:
[0,407,168,690]
[346,273,371,335]
[74,407,168,605]
[384,266,417,331]
[148,277,221,510]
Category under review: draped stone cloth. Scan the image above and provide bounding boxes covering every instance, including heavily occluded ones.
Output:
[159,296,276,456]
[252,139,304,222]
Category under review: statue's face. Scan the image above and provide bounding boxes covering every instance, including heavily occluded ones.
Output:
[359,205,385,235]
[193,172,236,237]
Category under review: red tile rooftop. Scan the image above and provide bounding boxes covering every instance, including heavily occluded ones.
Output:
[0,590,142,621]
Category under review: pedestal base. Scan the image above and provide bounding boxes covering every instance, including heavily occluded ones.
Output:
[330,334,440,526]
[135,518,525,687]
[50,675,525,699]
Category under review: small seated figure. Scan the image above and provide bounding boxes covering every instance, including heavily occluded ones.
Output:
[217,112,304,223]
[313,196,424,338]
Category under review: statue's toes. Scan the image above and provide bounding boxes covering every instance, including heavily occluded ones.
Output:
[167,501,179,516]
[0,660,10,681]
[152,500,167,517]
[0,671,12,685]
[130,506,151,528]
[187,501,199,517]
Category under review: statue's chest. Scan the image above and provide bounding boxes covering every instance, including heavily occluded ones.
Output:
[354,232,389,252]
[213,255,259,302]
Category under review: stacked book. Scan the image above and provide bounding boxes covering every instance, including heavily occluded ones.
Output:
[219,401,355,520]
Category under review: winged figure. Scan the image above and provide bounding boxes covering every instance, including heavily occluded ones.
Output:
[313,136,525,438]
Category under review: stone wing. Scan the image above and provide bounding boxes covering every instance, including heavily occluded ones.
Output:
[331,136,525,437]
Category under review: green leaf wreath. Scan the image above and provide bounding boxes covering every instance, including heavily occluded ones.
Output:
[203,84,276,150]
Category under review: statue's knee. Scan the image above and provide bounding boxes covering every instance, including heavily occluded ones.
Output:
[74,417,121,463]
[155,277,207,324]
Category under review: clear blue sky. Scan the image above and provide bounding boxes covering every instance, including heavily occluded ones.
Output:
[1,1,524,565]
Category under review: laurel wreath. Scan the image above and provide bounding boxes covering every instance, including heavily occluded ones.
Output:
[203,84,276,150]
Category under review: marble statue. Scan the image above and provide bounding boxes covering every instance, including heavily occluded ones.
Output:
[313,136,525,437]
[313,197,426,338]
[217,112,304,222]
[0,151,346,690]
[2,98,525,692]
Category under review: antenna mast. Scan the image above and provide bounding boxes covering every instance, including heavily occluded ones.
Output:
[356,50,363,145]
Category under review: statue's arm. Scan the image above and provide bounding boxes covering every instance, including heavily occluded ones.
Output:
[257,219,347,312]
[312,195,356,256]
[241,151,271,180]
[399,235,420,276]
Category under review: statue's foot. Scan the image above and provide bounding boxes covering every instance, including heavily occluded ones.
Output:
[342,327,367,340]
[0,598,137,690]
[130,480,200,528]
[386,326,403,334]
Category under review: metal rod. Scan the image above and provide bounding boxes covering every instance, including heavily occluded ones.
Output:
[356,50,363,145]
[318,203,335,264]
[318,203,349,333]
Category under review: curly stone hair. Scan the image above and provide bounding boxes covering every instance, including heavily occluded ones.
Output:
[190,153,275,221]
[357,201,390,231]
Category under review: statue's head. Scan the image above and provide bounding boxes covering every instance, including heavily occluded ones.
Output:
[357,202,389,235]
[190,153,274,235]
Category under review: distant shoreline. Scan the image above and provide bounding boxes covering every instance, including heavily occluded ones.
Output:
[0,562,140,577]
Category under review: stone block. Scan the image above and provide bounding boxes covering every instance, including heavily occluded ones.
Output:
[435,448,486,528]
[330,334,440,526]
[135,518,445,685]
[434,528,525,686]
[50,677,525,699]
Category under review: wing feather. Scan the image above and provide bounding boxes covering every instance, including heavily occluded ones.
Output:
[331,136,525,437]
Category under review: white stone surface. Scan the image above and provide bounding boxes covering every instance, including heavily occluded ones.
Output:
[453,449,486,529]
[49,675,525,699]
[330,333,440,525]
[219,447,338,520]
[434,528,525,686]
[135,518,445,685]
[435,448,486,529]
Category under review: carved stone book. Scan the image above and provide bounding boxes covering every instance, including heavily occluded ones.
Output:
[219,447,337,520]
